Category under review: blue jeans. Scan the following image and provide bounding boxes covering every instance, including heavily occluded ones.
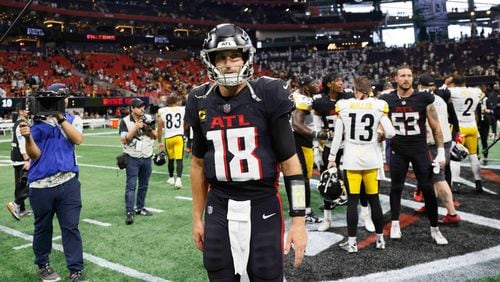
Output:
[125,156,152,213]
[29,176,83,272]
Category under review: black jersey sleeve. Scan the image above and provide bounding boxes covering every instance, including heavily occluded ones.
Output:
[261,78,295,122]
[184,85,209,158]
[270,113,297,162]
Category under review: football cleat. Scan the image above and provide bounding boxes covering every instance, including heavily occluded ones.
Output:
[317,218,334,232]
[340,242,358,253]
[175,178,182,189]
[413,190,423,202]
[305,213,322,224]
[431,227,448,245]
[439,213,461,224]
[167,177,175,185]
[390,222,402,239]
[376,237,386,250]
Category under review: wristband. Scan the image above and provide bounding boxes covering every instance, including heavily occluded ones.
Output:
[435,147,445,162]
[284,174,306,217]
[328,154,336,162]
[57,117,66,124]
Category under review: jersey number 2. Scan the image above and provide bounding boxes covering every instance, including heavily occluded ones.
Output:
[207,127,262,181]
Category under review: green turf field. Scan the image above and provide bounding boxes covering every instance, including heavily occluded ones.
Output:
[0,127,499,281]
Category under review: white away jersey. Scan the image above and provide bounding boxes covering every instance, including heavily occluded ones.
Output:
[449,87,481,128]
[426,93,452,144]
[158,106,185,138]
[336,97,388,170]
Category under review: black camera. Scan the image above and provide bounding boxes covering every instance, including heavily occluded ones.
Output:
[141,116,155,127]
[27,91,67,116]
[27,83,69,116]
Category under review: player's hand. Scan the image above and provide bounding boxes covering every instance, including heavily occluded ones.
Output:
[158,143,164,151]
[327,161,336,169]
[19,122,31,137]
[284,216,307,268]
[192,219,205,252]
[23,160,30,170]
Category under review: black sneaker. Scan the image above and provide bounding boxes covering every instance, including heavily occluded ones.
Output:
[37,264,61,282]
[125,212,134,225]
[305,213,322,224]
[135,208,153,216]
[69,271,87,282]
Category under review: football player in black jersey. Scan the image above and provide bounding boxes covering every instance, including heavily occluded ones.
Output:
[185,23,307,281]
[379,65,448,245]
[292,76,328,224]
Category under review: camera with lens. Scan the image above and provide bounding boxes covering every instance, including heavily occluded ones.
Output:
[140,116,155,132]
[26,83,69,116]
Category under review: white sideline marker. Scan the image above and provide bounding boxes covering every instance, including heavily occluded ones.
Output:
[144,207,164,213]
[13,235,62,250]
[0,225,171,282]
[175,196,192,201]
[83,218,112,227]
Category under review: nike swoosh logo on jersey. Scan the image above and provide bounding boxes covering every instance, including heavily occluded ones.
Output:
[283,84,289,89]
[262,213,277,220]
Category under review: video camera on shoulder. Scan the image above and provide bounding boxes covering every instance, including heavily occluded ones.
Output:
[26,83,69,116]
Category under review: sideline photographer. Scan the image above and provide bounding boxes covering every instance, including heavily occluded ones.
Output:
[6,102,32,220]
[119,98,157,225]
[20,84,86,281]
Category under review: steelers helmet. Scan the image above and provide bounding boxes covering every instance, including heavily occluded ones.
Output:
[450,142,469,162]
[317,167,344,201]
[153,151,167,166]
[200,23,255,86]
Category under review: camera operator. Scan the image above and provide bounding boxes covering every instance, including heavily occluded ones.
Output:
[19,85,86,281]
[7,102,32,220]
[119,98,157,225]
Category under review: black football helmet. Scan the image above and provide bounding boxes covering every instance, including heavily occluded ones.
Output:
[200,23,255,86]
[317,168,344,201]
[153,151,167,166]
[450,142,469,162]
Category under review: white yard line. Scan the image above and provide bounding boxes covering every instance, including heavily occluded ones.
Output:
[0,225,170,282]
[144,207,164,213]
[336,245,500,282]
[82,218,112,227]
[175,196,193,201]
[13,235,61,250]
[80,144,122,148]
